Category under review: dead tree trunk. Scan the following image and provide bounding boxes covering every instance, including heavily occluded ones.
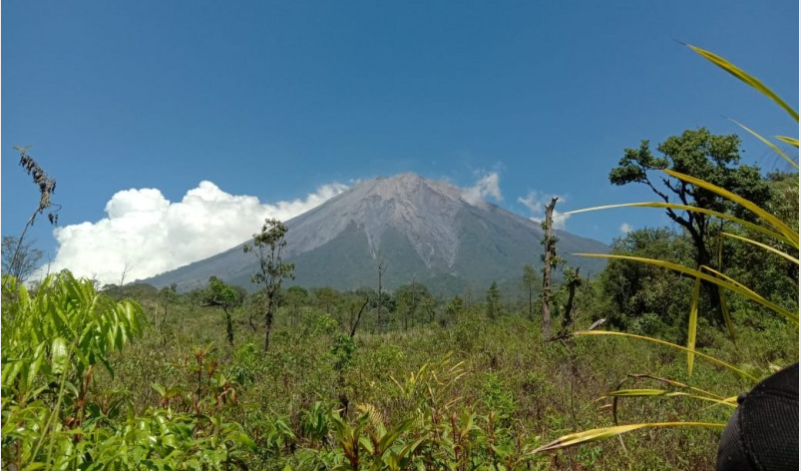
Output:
[374,250,388,333]
[560,267,581,335]
[541,197,559,341]
[264,294,275,352]
[350,297,370,338]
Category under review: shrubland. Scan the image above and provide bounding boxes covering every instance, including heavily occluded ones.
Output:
[2,46,798,471]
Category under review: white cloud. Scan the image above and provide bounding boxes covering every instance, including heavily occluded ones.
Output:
[46,181,347,286]
[620,222,633,234]
[517,191,570,229]
[462,172,503,205]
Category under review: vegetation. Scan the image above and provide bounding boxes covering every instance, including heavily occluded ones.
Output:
[1,45,797,471]
[1,236,44,285]
[539,43,798,454]
[244,218,296,353]
[201,276,246,346]
[2,148,58,288]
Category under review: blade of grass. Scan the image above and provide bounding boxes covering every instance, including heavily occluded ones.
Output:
[716,235,737,343]
[721,232,799,264]
[573,253,797,324]
[605,389,737,408]
[573,330,759,382]
[626,374,725,400]
[565,202,786,243]
[686,44,798,123]
[663,169,798,247]
[532,421,725,453]
[687,277,701,376]
[718,288,735,343]
[726,118,797,169]
[776,136,799,148]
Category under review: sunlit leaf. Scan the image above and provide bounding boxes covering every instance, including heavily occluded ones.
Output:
[605,389,737,407]
[51,337,69,375]
[565,201,786,243]
[532,421,725,453]
[572,330,759,382]
[573,253,797,324]
[687,277,701,376]
[726,118,797,169]
[721,232,799,264]
[663,169,798,248]
[776,135,799,148]
[687,44,798,122]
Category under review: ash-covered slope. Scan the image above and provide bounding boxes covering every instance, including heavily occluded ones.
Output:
[144,173,608,294]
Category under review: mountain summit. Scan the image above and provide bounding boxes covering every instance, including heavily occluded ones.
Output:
[145,173,608,294]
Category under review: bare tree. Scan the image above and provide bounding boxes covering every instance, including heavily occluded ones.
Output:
[2,236,44,284]
[540,197,560,340]
[373,249,389,333]
[349,293,371,338]
[559,267,582,335]
[119,260,133,287]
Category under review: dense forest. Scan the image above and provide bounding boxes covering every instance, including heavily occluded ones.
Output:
[2,47,798,471]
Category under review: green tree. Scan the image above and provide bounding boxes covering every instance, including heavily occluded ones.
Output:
[726,171,799,308]
[285,285,310,320]
[156,283,179,330]
[609,128,771,322]
[244,218,295,352]
[394,280,429,330]
[201,276,245,346]
[597,228,695,338]
[313,286,340,316]
[2,236,44,284]
[446,295,465,319]
[486,281,501,320]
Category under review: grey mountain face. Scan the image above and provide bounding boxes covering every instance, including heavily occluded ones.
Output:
[144,173,609,295]
[284,173,464,268]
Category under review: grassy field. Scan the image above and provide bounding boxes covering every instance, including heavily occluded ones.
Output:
[78,282,793,471]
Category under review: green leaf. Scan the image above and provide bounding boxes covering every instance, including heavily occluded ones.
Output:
[718,288,736,345]
[726,118,797,169]
[687,44,798,122]
[775,135,799,148]
[51,337,70,375]
[573,330,759,382]
[721,231,799,264]
[565,201,786,243]
[687,276,701,376]
[663,169,798,248]
[25,343,47,391]
[607,389,737,408]
[573,253,797,324]
[532,421,725,453]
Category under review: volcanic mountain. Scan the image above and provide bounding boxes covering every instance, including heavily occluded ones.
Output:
[145,173,608,294]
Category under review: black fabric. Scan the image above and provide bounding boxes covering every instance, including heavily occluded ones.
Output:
[717,363,798,471]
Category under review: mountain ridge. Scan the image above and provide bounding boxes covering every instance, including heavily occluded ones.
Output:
[143,173,609,294]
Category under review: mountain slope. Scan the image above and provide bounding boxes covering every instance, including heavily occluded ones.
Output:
[144,173,609,294]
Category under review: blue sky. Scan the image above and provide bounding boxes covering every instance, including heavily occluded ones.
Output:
[2,1,798,283]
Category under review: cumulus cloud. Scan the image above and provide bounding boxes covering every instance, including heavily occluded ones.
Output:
[620,222,633,234]
[47,181,347,286]
[462,172,503,205]
[517,191,570,229]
